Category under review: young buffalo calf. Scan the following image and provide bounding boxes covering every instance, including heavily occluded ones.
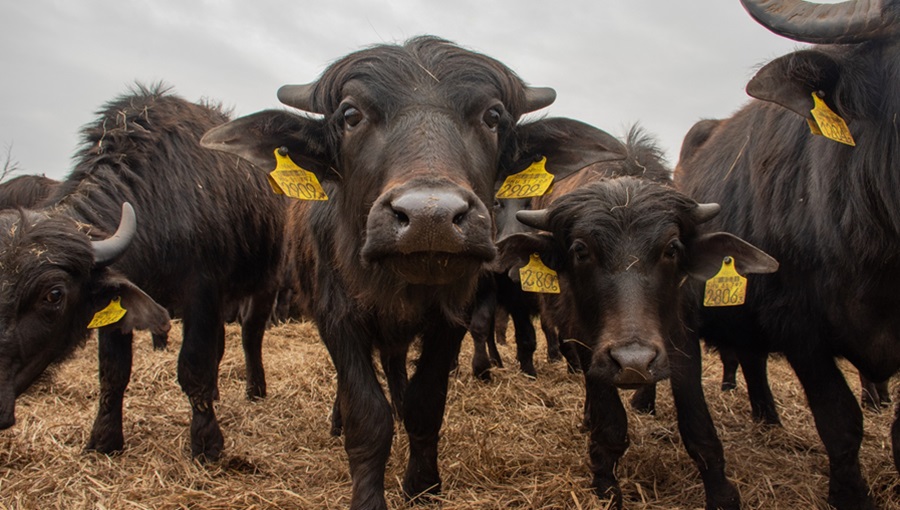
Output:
[499,176,777,509]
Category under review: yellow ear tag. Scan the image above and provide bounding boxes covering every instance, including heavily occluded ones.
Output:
[519,253,560,294]
[496,157,554,199]
[88,297,127,328]
[703,257,747,307]
[809,93,855,146]
[269,148,329,201]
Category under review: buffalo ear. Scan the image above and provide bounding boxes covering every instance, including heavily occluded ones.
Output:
[493,231,558,278]
[505,117,627,183]
[90,270,171,335]
[200,109,332,179]
[685,232,779,281]
[746,49,842,120]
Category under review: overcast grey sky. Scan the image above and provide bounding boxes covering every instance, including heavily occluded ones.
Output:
[1,1,814,180]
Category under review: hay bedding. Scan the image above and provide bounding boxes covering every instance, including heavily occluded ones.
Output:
[2,320,899,509]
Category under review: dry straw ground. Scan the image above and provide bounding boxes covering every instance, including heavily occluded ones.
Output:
[1,320,898,509]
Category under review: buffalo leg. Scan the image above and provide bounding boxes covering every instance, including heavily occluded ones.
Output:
[669,335,740,510]
[860,374,891,411]
[240,288,278,400]
[892,399,900,475]
[719,346,739,391]
[735,348,781,425]
[325,321,393,510]
[494,306,509,346]
[584,373,628,508]
[630,384,657,415]
[86,329,133,454]
[402,321,465,500]
[468,276,498,381]
[510,306,537,378]
[381,345,409,420]
[177,294,226,461]
[787,348,873,510]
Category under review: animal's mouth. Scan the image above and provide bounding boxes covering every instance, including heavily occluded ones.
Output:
[378,252,486,285]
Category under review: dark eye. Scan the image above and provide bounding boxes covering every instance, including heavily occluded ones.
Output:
[664,239,684,260]
[483,106,502,131]
[44,287,64,306]
[343,106,363,128]
[571,239,590,262]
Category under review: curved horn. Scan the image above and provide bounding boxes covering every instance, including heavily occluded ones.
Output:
[277,83,321,113]
[516,209,551,231]
[692,203,721,224]
[523,87,556,113]
[740,0,897,44]
[92,202,137,266]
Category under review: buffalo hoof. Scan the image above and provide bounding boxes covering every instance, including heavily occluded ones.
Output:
[520,360,537,379]
[706,481,741,510]
[403,474,442,504]
[629,386,656,415]
[190,411,224,462]
[85,428,125,455]
[721,380,737,391]
[592,476,622,509]
[472,358,493,382]
[245,380,267,401]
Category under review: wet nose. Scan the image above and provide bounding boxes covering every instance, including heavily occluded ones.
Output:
[608,342,662,386]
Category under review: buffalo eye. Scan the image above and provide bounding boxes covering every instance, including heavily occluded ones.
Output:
[44,287,64,306]
[342,106,363,129]
[571,239,590,263]
[483,106,503,131]
[663,239,684,260]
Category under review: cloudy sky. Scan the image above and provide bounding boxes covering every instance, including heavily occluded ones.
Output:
[1,0,815,180]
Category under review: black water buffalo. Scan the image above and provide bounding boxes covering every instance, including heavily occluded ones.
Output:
[0,85,287,462]
[676,1,900,508]
[497,118,777,509]
[201,36,560,510]
[0,174,59,209]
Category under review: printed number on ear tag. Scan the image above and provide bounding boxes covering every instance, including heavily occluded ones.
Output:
[703,257,747,307]
[88,297,127,328]
[268,148,329,201]
[496,157,554,199]
[519,253,560,294]
[809,93,855,146]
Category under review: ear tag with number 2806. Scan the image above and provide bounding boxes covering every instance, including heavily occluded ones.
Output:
[703,256,747,307]
[519,253,560,294]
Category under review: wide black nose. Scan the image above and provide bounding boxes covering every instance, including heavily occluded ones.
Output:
[389,188,471,246]
[606,342,666,387]
[362,184,495,261]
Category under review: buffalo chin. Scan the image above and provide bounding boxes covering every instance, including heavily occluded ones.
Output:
[380,253,485,285]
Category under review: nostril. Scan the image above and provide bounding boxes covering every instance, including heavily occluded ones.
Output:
[452,212,466,225]
[395,210,410,226]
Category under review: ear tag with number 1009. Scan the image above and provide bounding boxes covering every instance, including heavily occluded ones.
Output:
[88,297,127,328]
[703,257,747,307]
[519,253,560,294]
[496,157,554,199]
[268,148,329,201]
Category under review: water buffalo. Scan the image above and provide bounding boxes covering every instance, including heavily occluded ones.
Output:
[0,174,59,210]
[200,36,562,510]
[496,118,777,509]
[676,1,900,508]
[0,84,287,462]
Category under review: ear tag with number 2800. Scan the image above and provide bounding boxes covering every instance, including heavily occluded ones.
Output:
[88,297,127,328]
[703,257,747,307]
[519,253,560,294]
[496,157,554,199]
[268,148,329,201]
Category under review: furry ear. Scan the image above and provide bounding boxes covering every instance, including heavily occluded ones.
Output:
[685,232,779,281]
[90,270,170,335]
[493,231,557,275]
[201,110,332,179]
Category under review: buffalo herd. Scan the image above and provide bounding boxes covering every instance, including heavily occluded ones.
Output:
[2,1,899,509]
